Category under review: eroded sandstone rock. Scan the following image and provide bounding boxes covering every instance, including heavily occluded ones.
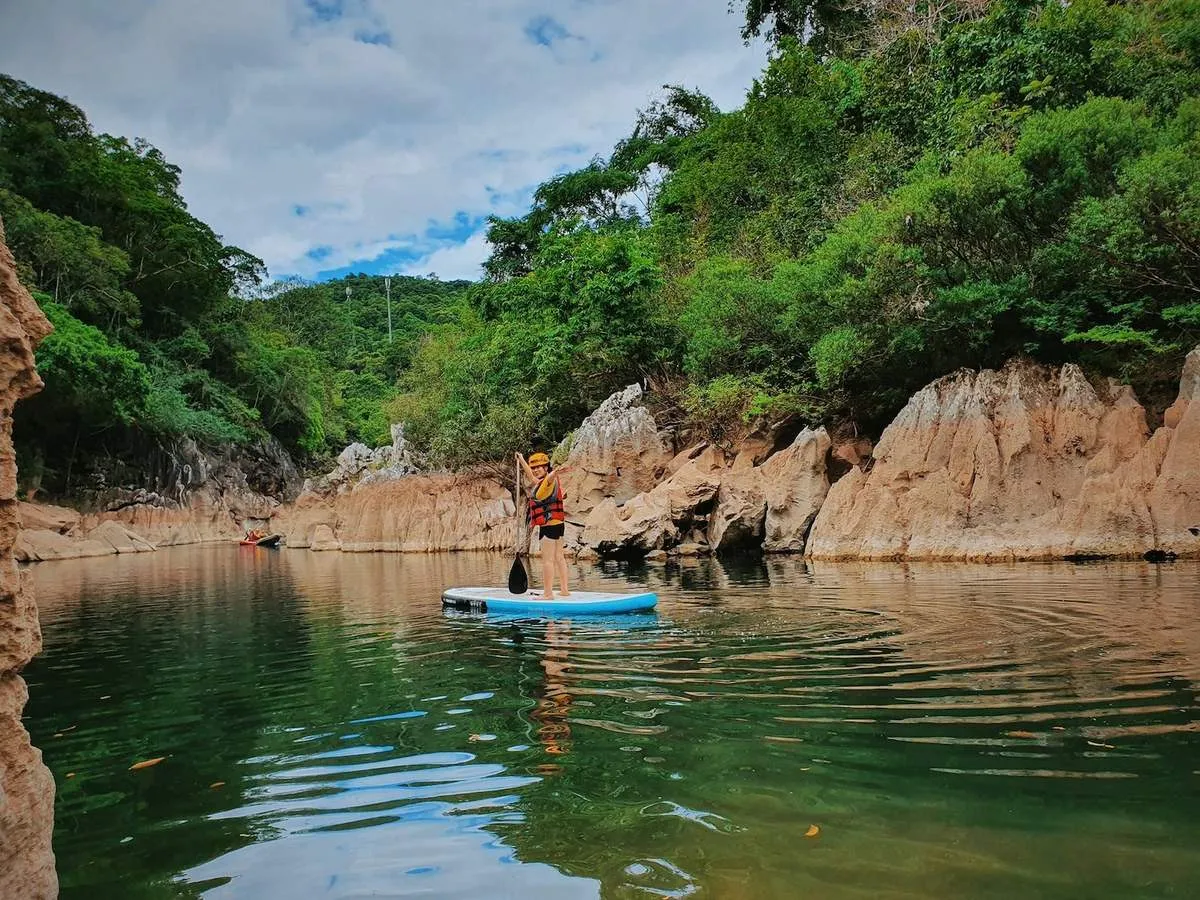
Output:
[807,354,1200,560]
[18,501,79,535]
[581,460,721,556]
[761,427,832,553]
[284,473,517,554]
[556,384,674,520]
[0,216,57,898]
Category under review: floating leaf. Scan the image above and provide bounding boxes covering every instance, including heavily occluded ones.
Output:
[1052,726,1066,732]
[804,824,820,838]
[210,782,226,789]
[65,773,76,779]
[1086,740,1115,749]
[129,757,166,771]
[1005,730,1037,739]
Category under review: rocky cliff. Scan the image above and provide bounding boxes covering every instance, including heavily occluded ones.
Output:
[0,217,57,898]
[283,472,517,553]
[807,353,1200,560]
[14,350,1200,569]
[15,434,302,560]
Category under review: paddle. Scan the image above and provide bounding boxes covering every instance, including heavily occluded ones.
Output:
[508,458,529,594]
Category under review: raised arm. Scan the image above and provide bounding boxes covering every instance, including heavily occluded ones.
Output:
[515,451,535,485]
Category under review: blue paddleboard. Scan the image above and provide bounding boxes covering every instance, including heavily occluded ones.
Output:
[441,587,658,615]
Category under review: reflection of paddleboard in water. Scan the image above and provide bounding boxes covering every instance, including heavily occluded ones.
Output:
[441,587,657,615]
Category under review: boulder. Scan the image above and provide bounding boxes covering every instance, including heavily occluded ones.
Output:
[15,530,112,562]
[580,461,720,557]
[707,469,766,552]
[762,427,832,553]
[83,521,156,554]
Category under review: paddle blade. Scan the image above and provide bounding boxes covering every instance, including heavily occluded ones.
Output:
[507,556,529,594]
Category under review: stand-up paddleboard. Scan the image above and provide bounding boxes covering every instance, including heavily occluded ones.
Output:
[442,587,657,615]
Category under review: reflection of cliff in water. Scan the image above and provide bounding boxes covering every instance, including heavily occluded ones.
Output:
[490,556,1200,899]
[23,548,1200,900]
[25,548,320,897]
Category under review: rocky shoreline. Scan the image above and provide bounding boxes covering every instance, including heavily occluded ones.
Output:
[16,346,1200,565]
[1,218,58,898]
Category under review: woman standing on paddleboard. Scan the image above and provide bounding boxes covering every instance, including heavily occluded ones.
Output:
[516,451,571,600]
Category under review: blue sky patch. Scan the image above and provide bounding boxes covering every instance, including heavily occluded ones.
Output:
[293,204,310,217]
[304,0,345,23]
[354,29,392,46]
[524,15,571,47]
[306,245,334,262]
[425,211,485,243]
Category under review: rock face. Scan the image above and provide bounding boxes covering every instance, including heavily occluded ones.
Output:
[557,384,674,519]
[0,217,58,898]
[77,437,301,546]
[582,457,722,557]
[807,354,1200,560]
[304,424,418,495]
[580,428,832,558]
[283,473,517,553]
[761,428,833,552]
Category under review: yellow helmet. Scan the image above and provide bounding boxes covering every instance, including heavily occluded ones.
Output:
[527,452,550,468]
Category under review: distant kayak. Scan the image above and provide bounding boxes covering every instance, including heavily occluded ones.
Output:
[442,587,657,615]
[239,534,282,548]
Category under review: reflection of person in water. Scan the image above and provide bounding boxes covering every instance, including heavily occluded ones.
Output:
[530,621,573,773]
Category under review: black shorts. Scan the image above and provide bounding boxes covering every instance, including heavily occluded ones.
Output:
[539,523,565,540]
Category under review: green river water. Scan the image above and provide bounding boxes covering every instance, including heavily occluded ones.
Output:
[22,548,1200,899]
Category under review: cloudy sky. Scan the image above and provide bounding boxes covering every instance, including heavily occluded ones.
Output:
[0,0,768,282]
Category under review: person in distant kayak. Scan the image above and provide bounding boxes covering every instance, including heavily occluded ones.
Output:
[516,451,571,600]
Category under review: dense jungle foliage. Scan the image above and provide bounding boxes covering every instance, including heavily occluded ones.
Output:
[0,70,468,491]
[397,0,1200,462]
[3,0,1199,490]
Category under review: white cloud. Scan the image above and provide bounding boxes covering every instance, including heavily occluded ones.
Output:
[0,0,768,281]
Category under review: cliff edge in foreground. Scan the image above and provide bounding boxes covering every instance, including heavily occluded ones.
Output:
[0,216,57,898]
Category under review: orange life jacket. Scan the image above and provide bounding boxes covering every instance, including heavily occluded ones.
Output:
[528,474,565,526]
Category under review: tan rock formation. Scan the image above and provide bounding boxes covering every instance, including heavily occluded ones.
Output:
[284,473,517,553]
[308,524,341,552]
[0,217,57,898]
[581,460,721,556]
[579,427,832,558]
[556,384,674,519]
[15,529,112,562]
[808,353,1200,560]
[761,427,832,553]
[18,501,79,535]
[707,468,766,552]
[14,504,157,561]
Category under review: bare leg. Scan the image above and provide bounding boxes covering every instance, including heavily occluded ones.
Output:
[539,541,556,599]
[555,541,571,596]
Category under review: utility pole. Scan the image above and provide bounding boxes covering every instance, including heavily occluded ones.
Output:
[385,276,393,342]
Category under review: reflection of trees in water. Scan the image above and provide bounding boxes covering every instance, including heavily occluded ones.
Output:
[27,549,318,897]
[26,550,1200,899]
